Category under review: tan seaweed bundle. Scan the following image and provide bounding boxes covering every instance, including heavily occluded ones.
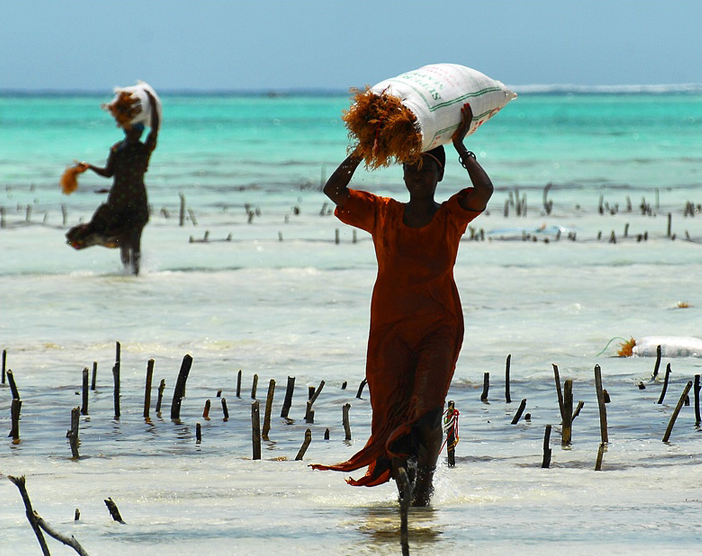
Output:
[617,337,636,357]
[102,90,141,128]
[343,87,423,169]
[60,163,87,195]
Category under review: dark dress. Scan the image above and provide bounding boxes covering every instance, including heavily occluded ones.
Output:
[66,136,154,250]
[312,188,480,486]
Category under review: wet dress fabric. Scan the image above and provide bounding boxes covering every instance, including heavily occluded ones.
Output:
[66,136,154,249]
[312,188,480,486]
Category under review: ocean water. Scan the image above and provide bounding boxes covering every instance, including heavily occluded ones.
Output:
[1,90,702,555]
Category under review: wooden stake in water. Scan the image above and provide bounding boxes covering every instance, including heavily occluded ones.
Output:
[196,422,202,444]
[252,401,261,460]
[356,378,367,399]
[542,425,552,468]
[171,354,193,421]
[262,379,276,440]
[657,363,672,404]
[81,367,89,416]
[343,403,352,441]
[236,369,242,398]
[281,376,295,419]
[104,498,125,524]
[203,400,211,421]
[480,372,489,402]
[652,345,662,379]
[10,398,22,444]
[594,364,609,444]
[552,364,564,421]
[595,442,606,471]
[112,362,121,420]
[67,407,80,459]
[1,349,6,384]
[144,359,154,420]
[91,361,97,391]
[7,369,20,400]
[156,379,166,416]
[562,379,573,446]
[222,398,229,421]
[505,354,512,403]
[251,373,258,399]
[511,399,527,424]
[663,381,693,443]
[295,428,312,460]
[304,380,325,422]
[694,374,701,427]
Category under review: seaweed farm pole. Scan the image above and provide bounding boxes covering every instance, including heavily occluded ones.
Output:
[144,359,154,420]
[511,399,527,424]
[595,443,606,471]
[10,398,22,444]
[91,361,97,391]
[262,379,276,441]
[594,365,609,444]
[505,354,512,403]
[156,379,166,416]
[8,475,51,556]
[480,372,489,402]
[694,374,701,427]
[561,379,573,446]
[171,354,194,421]
[356,378,367,399]
[251,400,261,460]
[112,362,121,420]
[343,403,352,441]
[236,369,242,398]
[67,407,80,459]
[7,369,20,400]
[662,381,693,443]
[657,363,672,404]
[552,364,565,421]
[281,376,295,418]
[305,380,325,423]
[2,349,6,384]
[251,373,258,399]
[652,345,662,379]
[295,428,312,460]
[81,367,89,415]
[541,425,552,468]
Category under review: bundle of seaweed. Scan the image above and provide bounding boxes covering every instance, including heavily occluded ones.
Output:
[343,87,422,169]
[60,163,87,195]
[102,90,141,128]
[617,337,636,357]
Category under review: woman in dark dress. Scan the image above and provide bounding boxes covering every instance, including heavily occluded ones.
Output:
[66,90,159,275]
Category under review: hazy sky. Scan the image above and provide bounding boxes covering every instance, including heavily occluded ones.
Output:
[1,0,700,92]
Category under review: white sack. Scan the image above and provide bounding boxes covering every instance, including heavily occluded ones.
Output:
[370,63,516,152]
[632,336,702,358]
[107,80,162,127]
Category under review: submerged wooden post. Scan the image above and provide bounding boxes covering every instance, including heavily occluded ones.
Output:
[236,369,242,398]
[251,401,261,460]
[171,354,193,420]
[356,378,367,399]
[505,354,512,403]
[595,442,606,471]
[67,406,80,459]
[663,381,693,443]
[552,364,564,421]
[541,424,552,468]
[112,362,121,420]
[251,373,258,399]
[10,398,22,444]
[196,422,202,444]
[342,403,352,441]
[562,379,573,446]
[295,428,312,460]
[262,379,276,440]
[156,379,166,416]
[657,363,672,404]
[81,367,89,415]
[480,372,489,402]
[8,475,51,555]
[511,399,527,424]
[694,374,701,427]
[91,361,97,391]
[304,380,325,422]
[7,369,20,400]
[1,349,6,384]
[652,345,662,379]
[281,376,295,418]
[594,364,609,444]
[221,398,229,421]
[144,359,154,420]
[203,400,211,421]
[104,498,125,524]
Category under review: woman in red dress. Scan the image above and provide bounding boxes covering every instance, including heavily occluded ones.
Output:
[312,104,493,506]
[66,90,159,275]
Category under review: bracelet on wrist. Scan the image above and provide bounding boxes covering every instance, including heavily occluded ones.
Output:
[458,151,476,169]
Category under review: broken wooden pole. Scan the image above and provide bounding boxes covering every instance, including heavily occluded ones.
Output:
[480,372,489,402]
[652,345,662,379]
[10,398,21,444]
[572,400,585,420]
[663,381,693,442]
[595,442,606,471]
[81,367,89,415]
[505,354,512,403]
[34,511,90,556]
[67,406,80,459]
[104,497,125,524]
[251,373,258,399]
[356,378,367,399]
[8,475,51,555]
[236,369,242,398]
[262,379,276,440]
[7,369,20,400]
[657,363,672,404]
[552,364,564,421]
[196,422,202,444]
[343,403,352,441]
[222,398,229,421]
[91,361,97,391]
[304,380,325,422]
[295,428,312,461]
[562,379,573,446]
[511,399,527,424]
[203,400,211,421]
[541,424,552,468]
[156,379,166,416]
[143,359,154,420]
[280,376,295,418]
[251,400,261,460]
[694,374,701,427]
[170,354,193,420]
[594,364,609,444]
[1,349,6,384]
[112,362,120,420]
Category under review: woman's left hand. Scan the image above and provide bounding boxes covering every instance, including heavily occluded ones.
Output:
[452,103,474,145]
